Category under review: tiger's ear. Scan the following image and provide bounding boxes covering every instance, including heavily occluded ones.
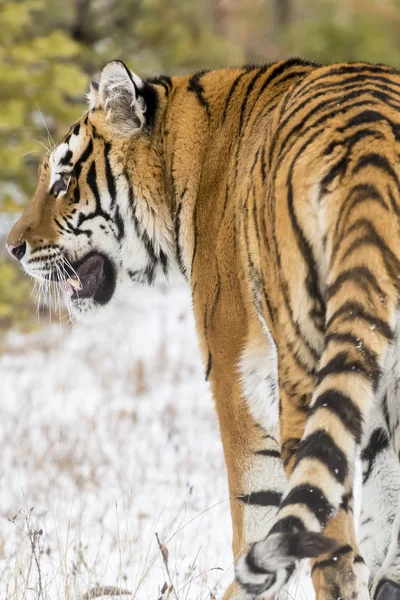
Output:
[87,80,100,110]
[97,60,147,135]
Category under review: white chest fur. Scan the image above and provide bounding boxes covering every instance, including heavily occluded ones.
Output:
[239,331,279,432]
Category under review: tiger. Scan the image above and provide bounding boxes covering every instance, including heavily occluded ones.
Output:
[7,57,400,600]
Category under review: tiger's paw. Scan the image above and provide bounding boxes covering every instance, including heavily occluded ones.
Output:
[372,571,400,600]
[235,531,336,598]
[370,544,400,600]
[374,581,400,600]
[312,545,370,600]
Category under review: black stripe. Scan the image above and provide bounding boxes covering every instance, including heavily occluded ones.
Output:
[353,153,400,189]
[174,203,186,276]
[340,219,400,288]
[54,217,70,233]
[222,68,254,123]
[326,266,385,302]
[190,189,199,276]
[86,162,101,209]
[174,199,187,277]
[317,350,380,387]
[295,70,400,103]
[147,74,172,96]
[243,59,314,129]
[237,490,282,507]
[78,161,111,229]
[160,250,168,276]
[271,77,387,163]
[361,427,389,484]
[282,437,300,468]
[354,554,365,563]
[74,139,93,179]
[311,544,353,574]
[270,516,305,534]
[323,128,384,156]
[340,108,392,131]
[125,179,168,271]
[60,149,72,166]
[114,205,125,242]
[294,430,348,484]
[312,80,400,119]
[293,63,398,99]
[238,65,270,135]
[104,142,117,209]
[325,332,378,370]
[320,130,386,194]
[287,158,325,329]
[326,300,393,341]
[382,393,391,433]
[256,449,281,459]
[187,70,210,117]
[334,184,388,247]
[245,546,269,575]
[267,132,323,362]
[280,484,334,527]
[340,492,352,512]
[275,99,386,168]
[310,390,363,444]
[205,350,212,381]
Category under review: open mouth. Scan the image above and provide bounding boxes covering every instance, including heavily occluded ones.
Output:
[65,252,116,305]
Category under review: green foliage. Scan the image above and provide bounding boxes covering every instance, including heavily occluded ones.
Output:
[0,1,88,205]
[284,0,400,66]
[2,0,400,331]
[0,0,239,211]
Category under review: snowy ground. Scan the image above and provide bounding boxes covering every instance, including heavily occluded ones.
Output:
[0,283,314,600]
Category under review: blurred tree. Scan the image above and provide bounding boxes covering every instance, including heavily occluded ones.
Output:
[275,0,292,29]
[0,0,88,210]
[283,0,400,65]
[0,0,239,214]
[3,0,400,330]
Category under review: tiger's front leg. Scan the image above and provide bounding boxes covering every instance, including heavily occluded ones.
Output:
[208,321,287,599]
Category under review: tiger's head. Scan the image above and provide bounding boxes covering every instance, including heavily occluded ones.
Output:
[7,61,175,322]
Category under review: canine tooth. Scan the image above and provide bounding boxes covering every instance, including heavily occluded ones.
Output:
[67,277,82,291]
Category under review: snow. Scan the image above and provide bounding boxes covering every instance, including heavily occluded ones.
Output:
[0,284,314,600]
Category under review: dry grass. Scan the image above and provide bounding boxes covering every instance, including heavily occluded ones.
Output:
[0,287,234,600]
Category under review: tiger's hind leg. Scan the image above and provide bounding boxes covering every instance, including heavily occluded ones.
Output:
[359,404,400,591]
[361,355,400,600]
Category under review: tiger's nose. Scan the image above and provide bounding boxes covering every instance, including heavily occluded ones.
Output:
[7,241,27,261]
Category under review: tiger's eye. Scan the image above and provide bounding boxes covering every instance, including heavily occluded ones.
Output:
[53,173,71,197]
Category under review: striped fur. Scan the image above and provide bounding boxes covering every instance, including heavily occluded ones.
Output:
[8,58,400,599]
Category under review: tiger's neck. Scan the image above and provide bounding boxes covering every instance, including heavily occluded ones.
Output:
[159,61,315,281]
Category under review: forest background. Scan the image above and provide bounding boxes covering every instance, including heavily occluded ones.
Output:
[1,0,400,328]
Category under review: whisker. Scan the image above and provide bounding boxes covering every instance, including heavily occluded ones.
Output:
[36,104,55,149]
